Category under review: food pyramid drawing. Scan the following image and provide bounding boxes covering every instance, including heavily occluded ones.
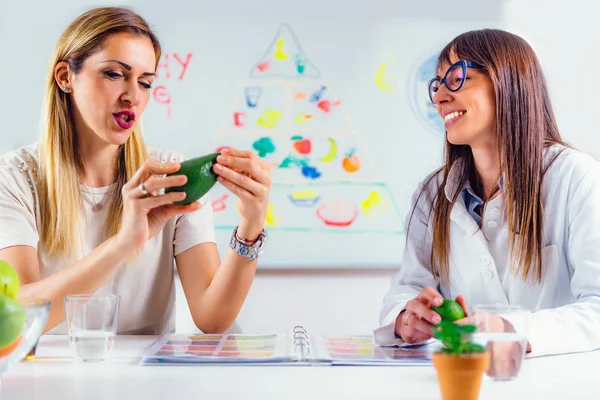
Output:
[207,23,404,234]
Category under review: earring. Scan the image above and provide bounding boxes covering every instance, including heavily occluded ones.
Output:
[62,85,70,93]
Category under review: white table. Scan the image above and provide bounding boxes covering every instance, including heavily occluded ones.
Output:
[1,335,599,400]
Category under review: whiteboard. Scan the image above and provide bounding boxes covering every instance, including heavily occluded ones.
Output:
[0,0,526,268]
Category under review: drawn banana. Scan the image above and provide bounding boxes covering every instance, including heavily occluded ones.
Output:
[375,63,394,93]
[319,137,338,163]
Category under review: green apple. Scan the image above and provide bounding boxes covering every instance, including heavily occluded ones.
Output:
[0,260,20,298]
[0,294,25,348]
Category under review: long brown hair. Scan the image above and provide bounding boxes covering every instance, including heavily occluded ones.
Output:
[39,7,162,261]
[410,29,565,285]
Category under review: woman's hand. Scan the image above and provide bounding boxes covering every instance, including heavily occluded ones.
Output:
[396,287,468,344]
[213,148,271,240]
[116,159,199,250]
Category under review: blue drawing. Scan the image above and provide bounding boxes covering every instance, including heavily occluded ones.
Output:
[301,165,321,179]
[244,86,263,108]
[288,191,321,207]
[309,86,327,102]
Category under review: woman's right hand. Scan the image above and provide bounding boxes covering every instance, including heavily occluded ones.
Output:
[116,159,200,251]
[395,287,467,344]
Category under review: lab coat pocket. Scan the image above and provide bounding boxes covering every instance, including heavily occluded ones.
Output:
[508,245,559,310]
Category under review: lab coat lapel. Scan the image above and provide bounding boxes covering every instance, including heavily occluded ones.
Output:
[450,200,479,236]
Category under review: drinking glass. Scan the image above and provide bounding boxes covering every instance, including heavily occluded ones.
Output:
[470,304,531,381]
[64,294,119,362]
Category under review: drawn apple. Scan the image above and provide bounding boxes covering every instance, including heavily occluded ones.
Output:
[0,260,20,299]
[342,148,361,173]
[293,138,312,155]
[317,100,331,112]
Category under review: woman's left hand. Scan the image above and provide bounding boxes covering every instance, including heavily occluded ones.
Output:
[213,148,271,239]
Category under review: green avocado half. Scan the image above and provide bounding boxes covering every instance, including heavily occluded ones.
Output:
[165,152,220,205]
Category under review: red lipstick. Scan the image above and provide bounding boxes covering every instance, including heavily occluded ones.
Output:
[113,110,136,130]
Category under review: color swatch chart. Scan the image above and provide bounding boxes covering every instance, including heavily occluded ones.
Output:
[147,333,290,362]
[318,335,432,364]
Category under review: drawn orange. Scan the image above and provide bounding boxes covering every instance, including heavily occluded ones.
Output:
[343,154,361,173]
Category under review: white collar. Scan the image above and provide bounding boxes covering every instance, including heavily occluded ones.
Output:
[443,157,505,202]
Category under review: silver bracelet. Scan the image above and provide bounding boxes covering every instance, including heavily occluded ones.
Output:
[229,226,268,260]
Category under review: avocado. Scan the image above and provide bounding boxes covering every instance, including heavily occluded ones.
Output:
[0,294,25,348]
[433,299,465,322]
[165,152,220,205]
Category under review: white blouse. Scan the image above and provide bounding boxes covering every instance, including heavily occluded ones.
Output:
[0,143,216,335]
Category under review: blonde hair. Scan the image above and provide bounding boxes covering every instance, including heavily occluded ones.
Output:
[38,7,162,261]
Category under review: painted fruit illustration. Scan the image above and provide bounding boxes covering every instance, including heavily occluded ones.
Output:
[292,136,312,155]
[319,137,338,163]
[342,148,361,173]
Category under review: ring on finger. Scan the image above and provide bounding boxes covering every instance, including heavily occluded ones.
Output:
[138,182,149,197]
[403,312,415,325]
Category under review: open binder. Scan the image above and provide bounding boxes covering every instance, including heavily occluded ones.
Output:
[141,326,433,366]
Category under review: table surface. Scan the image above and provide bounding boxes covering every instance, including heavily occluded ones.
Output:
[1,335,599,400]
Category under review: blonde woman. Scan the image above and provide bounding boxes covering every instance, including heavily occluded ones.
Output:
[0,7,271,335]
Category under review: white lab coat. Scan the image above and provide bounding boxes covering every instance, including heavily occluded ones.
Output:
[375,145,600,357]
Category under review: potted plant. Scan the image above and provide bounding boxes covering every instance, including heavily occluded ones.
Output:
[432,320,490,400]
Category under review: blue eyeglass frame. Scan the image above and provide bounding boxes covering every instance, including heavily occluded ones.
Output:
[428,60,485,103]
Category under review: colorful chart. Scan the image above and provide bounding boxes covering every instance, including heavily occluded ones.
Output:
[323,336,378,359]
[320,335,432,363]
[207,23,404,234]
[147,333,283,361]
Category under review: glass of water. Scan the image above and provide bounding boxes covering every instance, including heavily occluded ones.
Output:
[64,294,120,362]
[470,304,530,381]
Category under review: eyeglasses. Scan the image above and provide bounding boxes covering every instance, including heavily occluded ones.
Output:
[428,60,485,104]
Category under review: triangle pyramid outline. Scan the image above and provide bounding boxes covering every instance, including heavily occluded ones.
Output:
[209,23,385,185]
[207,23,404,234]
[249,23,321,79]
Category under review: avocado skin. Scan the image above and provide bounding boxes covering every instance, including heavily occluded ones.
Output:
[165,152,220,205]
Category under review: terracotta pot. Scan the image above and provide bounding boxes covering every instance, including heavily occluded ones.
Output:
[432,351,490,400]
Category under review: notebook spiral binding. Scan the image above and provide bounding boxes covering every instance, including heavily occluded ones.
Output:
[293,325,311,360]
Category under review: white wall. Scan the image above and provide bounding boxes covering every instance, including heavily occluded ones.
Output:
[501,0,600,159]
[175,269,396,335]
